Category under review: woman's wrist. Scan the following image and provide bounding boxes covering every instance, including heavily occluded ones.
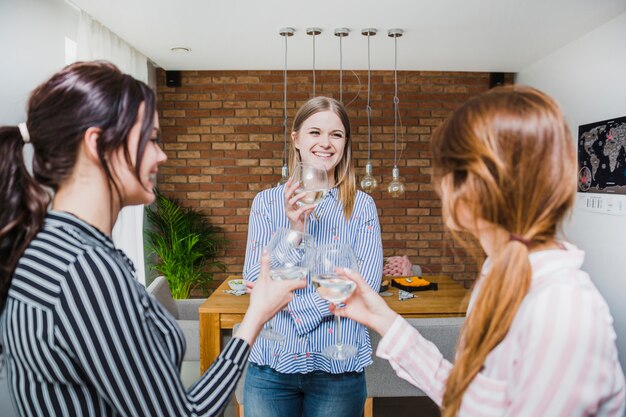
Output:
[371,308,399,337]
[289,221,304,232]
[235,312,264,346]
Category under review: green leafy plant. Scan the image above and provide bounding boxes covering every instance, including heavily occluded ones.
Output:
[145,190,226,299]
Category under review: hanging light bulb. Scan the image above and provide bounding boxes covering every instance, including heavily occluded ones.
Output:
[360,28,378,193]
[278,166,289,185]
[388,166,405,197]
[361,162,378,193]
[388,28,404,198]
[278,27,294,186]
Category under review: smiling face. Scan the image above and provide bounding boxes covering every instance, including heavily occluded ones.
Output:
[292,110,347,187]
[111,104,167,207]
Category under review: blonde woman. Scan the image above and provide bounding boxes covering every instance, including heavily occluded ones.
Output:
[334,86,625,416]
[243,97,383,417]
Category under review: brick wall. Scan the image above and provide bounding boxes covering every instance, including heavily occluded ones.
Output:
[155,69,513,290]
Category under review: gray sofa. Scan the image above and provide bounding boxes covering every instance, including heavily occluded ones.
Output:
[366,317,464,398]
[234,316,464,417]
[146,276,205,387]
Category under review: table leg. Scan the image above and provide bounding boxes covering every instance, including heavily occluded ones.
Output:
[200,312,220,373]
[364,397,373,417]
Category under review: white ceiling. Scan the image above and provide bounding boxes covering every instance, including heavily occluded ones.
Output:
[70,0,626,72]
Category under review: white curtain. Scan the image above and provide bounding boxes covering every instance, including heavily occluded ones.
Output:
[77,11,148,285]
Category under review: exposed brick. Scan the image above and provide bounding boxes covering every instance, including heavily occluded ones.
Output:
[178,135,200,142]
[212,142,236,150]
[163,143,187,151]
[156,68,509,284]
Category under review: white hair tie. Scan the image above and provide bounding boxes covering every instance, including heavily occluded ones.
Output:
[18,122,30,143]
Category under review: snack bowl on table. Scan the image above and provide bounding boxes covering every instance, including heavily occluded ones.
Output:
[228,279,246,292]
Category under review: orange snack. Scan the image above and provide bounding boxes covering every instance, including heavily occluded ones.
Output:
[390,276,438,292]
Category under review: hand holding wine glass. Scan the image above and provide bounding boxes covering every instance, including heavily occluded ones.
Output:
[284,178,315,233]
[311,243,359,360]
[292,162,329,206]
[260,227,315,341]
[329,267,399,338]
[285,162,329,233]
[236,249,307,346]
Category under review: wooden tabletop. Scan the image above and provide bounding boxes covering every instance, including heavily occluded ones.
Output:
[199,278,253,315]
[199,275,469,371]
[380,275,470,317]
[199,275,470,317]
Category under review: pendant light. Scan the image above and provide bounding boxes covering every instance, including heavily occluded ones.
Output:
[334,28,349,103]
[307,27,322,96]
[387,28,405,198]
[359,28,378,194]
[277,27,294,186]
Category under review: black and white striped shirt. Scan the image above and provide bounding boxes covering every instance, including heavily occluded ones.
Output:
[0,211,249,416]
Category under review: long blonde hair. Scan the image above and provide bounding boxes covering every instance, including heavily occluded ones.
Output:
[431,86,576,416]
[289,96,356,219]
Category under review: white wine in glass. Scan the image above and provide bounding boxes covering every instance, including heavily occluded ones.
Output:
[293,162,329,207]
[311,274,356,304]
[311,243,359,360]
[269,266,309,281]
[260,228,315,342]
[294,189,327,206]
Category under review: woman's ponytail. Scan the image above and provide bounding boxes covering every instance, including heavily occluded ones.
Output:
[0,126,49,313]
[442,239,532,416]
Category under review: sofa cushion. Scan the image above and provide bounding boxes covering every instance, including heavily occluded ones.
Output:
[365,317,464,398]
[176,298,203,320]
[146,276,179,319]
[178,320,200,361]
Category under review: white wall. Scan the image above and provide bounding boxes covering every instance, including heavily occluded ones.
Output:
[0,0,78,125]
[0,2,78,415]
[517,12,626,377]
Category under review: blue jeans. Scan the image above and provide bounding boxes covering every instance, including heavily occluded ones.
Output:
[243,363,367,417]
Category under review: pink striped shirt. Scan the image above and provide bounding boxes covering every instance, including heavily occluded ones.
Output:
[377,242,626,416]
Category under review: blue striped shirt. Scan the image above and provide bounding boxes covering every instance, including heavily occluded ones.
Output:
[243,186,383,374]
[0,211,250,416]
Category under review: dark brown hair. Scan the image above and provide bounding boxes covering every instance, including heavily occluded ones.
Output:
[289,96,356,219]
[430,85,576,417]
[0,61,156,313]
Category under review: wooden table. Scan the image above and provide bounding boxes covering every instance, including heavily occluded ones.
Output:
[199,275,470,372]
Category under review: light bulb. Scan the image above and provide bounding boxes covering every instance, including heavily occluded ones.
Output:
[388,167,405,198]
[277,165,289,186]
[360,162,378,193]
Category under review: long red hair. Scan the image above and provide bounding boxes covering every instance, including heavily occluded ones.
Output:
[431,86,576,416]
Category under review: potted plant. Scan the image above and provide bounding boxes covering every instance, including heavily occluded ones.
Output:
[145,190,226,299]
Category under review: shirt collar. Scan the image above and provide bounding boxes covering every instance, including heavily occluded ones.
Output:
[46,210,136,272]
[46,210,116,251]
[326,187,339,200]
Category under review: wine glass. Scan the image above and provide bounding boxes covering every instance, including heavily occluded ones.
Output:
[260,227,315,341]
[311,243,359,360]
[292,162,329,232]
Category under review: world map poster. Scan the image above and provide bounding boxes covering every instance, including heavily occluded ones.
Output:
[578,116,626,195]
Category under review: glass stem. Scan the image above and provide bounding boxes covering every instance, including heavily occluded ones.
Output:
[335,309,343,348]
[304,212,309,234]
